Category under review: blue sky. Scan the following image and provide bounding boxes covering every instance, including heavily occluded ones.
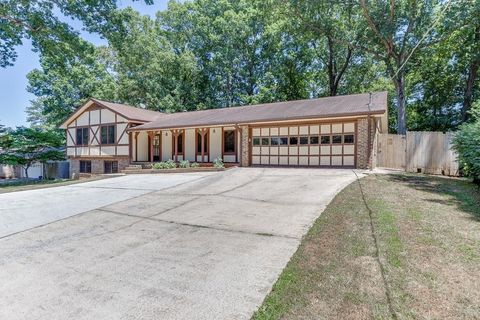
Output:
[0,0,170,128]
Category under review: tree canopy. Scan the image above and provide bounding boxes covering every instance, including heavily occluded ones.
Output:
[1,0,478,133]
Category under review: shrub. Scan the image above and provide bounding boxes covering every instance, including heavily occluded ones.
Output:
[191,162,200,168]
[152,159,177,169]
[213,157,224,168]
[453,101,480,185]
[179,160,190,168]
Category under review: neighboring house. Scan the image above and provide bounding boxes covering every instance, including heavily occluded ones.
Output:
[60,92,388,175]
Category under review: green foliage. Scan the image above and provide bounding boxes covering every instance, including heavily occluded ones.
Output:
[452,101,480,184]
[213,157,224,168]
[190,162,200,168]
[178,160,190,168]
[152,159,177,170]
[0,127,65,178]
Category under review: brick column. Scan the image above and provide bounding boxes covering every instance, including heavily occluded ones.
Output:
[356,118,375,169]
[240,125,250,167]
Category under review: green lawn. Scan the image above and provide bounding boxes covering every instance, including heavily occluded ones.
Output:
[253,173,480,320]
[0,176,108,193]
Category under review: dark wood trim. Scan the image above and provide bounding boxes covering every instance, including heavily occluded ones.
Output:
[195,128,209,163]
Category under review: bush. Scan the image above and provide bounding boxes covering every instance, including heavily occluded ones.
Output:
[453,101,480,185]
[191,162,200,168]
[213,157,224,168]
[152,159,177,169]
[179,160,190,168]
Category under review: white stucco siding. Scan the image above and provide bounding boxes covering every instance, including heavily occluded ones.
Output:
[117,146,129,156]
[161,131,172,161]
[90,147,100,156]
[209,127,222,160]
[66,129,75,146]
[67,148,75,156]
[101,109,115,123]
[101,146,116,156]
[184,129,196,162]
[117,123,128,144]
[90,110,100,125]
[136,132,148,161]
[76,113,89,126]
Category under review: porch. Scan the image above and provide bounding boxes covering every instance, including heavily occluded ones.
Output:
[129,126,248,166]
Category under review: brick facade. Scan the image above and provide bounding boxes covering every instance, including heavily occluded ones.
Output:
[69,157,130,177]
[356,118,376,169]
[240,125,250,166]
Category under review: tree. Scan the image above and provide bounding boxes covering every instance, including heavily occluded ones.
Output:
[359,0,449,134]
[452,101,480,185]
[0,0,152,68]
[0,127,65,178]
[26,41,117,128]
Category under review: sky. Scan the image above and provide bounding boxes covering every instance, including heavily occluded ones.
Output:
[0,0,170,128]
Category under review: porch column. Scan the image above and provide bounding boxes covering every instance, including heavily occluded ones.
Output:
[172,129,180,162]
[199,128,208,163]
[134,131,140,162]
[147,131,155,163]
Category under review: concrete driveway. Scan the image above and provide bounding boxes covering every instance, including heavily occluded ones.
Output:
[0,168,358,320]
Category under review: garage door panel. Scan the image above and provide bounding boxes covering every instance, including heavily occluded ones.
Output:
[332,156,342,166]
[344,156,354,166]
[251,122,356,168]
[309,157,319,165]
[344,145,355,154]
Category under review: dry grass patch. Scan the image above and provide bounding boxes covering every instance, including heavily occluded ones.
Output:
[253,173,480,320]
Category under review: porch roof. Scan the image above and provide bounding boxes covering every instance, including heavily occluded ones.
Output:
[129,91,387,131]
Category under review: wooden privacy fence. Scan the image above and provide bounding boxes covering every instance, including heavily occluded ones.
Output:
[376,131,459,176]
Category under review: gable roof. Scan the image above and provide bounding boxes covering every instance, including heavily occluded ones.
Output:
[131,91,388,131]
[59,98,163,129]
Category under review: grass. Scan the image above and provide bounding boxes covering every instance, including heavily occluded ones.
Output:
[252,173,480,320]
[0,176,109,193]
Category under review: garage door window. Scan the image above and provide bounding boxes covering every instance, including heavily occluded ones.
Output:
[261,138,269,146]
[280,137,288,145]
[332,135,342,144]
[271,137,280,145]
[299,136,309,145]
[289,137,298,145]
[344,134,354,144]
[310,136,319,144]
[253,137,260,145]
[321,136,330,144]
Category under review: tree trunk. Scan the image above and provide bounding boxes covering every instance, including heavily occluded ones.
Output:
[23,166,29,179]
[394,74,407,135]
[462,24,480,122]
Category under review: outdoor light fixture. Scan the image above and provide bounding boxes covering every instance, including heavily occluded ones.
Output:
[213,128,216,133]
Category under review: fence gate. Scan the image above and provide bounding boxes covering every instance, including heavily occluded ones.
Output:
[377,133,406,169]
[377,131,459,176]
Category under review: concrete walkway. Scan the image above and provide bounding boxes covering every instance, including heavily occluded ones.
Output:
[0,168,358,320]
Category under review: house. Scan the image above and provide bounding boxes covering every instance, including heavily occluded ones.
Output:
[59,92,388,175]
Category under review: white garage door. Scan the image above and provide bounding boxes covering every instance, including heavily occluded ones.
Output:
[251,122,356,167]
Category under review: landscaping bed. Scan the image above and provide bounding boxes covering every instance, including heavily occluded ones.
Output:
[253,173,480,320]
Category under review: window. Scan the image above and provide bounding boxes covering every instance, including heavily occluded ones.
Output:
[271,137,280,145]
[196,132,209,154]
[279,137,288,145]
[299,136,309,145]
[332,135,342,144]
[101,125,115,144]
[223,130,236,153]
[253,137,260,146]
[104,161,118,174]
[261,137,269,146]
[321,135,331,144]
[344,134,354,144]
[289,137,298,145]
[76,128,89,146]
[79,160,91,173]
[174,132,184,155]
[310,136,319,144]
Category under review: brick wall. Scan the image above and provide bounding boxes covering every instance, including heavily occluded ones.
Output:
[69,157,130,177]
[356,118,376,169]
